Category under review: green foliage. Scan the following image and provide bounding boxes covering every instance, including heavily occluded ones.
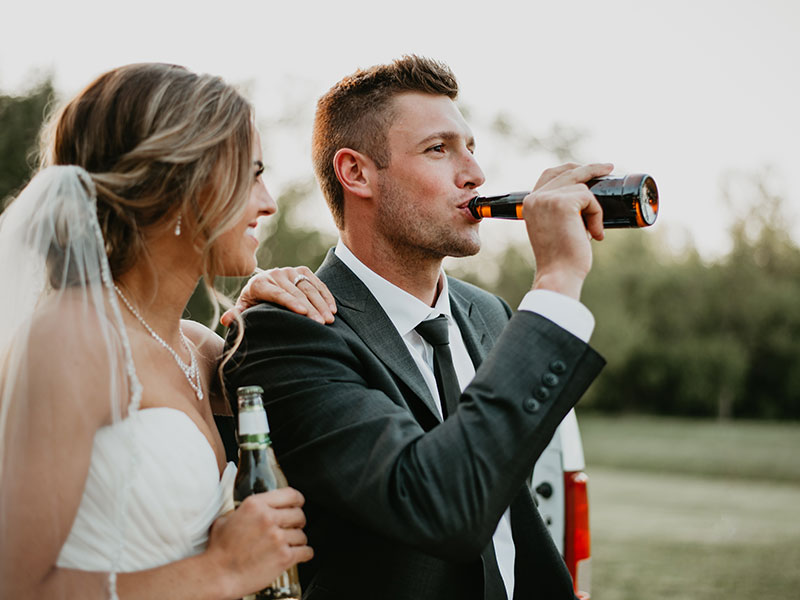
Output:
[3,77,798,420]
[255,179,336,271]
[581,185,800,420]
[0,77,55,211]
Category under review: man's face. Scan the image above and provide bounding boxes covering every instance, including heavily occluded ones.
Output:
[374,91,486,261]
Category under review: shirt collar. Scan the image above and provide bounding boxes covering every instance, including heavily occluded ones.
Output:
[334,239,452,337]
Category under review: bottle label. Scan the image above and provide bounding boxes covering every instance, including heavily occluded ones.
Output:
[238,408,270,436]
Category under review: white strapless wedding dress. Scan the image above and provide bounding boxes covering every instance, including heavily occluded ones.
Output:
[57,407,236,572]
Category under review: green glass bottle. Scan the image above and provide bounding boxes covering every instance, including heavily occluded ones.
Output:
[234,385,301,600]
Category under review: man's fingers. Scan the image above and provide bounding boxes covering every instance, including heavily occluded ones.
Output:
[533,162,581,190]
[535,162,614,192]
[556,162,614,187]
[571,162,614,185]
[581,196,605,241]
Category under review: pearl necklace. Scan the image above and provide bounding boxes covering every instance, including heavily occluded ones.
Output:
[113,284,204,402]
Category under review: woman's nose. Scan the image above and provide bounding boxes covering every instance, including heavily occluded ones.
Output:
[258,183,277,216]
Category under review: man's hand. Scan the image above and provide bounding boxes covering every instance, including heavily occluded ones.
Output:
[220,267,336,327]
[523,162,614,300]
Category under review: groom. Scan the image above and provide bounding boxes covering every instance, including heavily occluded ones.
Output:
[224,55,607,600]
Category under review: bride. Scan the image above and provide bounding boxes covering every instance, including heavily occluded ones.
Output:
[0,63,332,599]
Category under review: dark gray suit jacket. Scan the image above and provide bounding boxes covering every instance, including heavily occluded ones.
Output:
[223,250,605,600]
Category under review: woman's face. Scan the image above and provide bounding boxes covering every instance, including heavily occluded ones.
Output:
[216,130,277,276]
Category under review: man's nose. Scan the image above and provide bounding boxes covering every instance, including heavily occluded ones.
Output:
[459,151,486,190]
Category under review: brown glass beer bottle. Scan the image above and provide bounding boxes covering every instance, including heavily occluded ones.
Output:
[468,173,659,228]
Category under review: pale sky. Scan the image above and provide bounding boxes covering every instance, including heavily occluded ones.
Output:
[2,0,798,259]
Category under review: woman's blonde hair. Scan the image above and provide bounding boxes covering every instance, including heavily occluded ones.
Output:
[39,63,254,297]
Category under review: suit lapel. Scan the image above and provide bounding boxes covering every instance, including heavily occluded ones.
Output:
[448,280,495,369]
[316,250,442,422]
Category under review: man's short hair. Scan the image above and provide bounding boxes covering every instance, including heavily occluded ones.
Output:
[312,55,459,229]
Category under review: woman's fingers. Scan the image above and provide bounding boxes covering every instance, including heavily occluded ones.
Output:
[291,268,336,323]
[220,267,337,327]
[269,268,332,324]
[288,543,314,564]
[283,527,310,547]
[205,488,312,596]
[256,487,306,511]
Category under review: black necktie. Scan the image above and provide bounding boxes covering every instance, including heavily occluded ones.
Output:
[415,315,460,418]
[417,316,508,597]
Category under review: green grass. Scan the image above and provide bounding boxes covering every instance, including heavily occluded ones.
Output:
[576,413,800,599]
[578,412,800,482]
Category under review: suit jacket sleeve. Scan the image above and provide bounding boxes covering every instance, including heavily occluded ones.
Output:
[224,303,604,562]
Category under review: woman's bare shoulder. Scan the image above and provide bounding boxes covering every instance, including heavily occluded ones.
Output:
[181,319,223,362]
[22,294,127,423]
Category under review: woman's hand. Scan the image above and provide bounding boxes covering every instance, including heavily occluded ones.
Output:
[221,267,336,327]
[205,488,313,599]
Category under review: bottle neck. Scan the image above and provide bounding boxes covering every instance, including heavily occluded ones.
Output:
[239,431,271,451]
[237,397,271,450]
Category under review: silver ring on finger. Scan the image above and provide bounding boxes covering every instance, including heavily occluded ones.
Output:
[293,274,311,287]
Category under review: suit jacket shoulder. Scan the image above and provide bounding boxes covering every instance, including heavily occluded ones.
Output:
[447,276,512,325]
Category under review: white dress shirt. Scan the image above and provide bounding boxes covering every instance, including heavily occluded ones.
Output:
[334,239,594,598]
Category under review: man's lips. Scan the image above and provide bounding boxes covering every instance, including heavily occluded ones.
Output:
[457,196,477,210]
[458,197,480,222]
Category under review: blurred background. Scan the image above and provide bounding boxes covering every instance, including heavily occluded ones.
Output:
[2,1,799,597]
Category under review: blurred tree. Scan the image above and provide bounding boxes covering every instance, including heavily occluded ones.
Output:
[582,169,800,420]
[489,111,588,163]
[3,77,798,420]
[255,178,335,271]
[0,77,55,211]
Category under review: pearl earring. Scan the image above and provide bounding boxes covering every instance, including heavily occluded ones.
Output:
[174,215,182,236]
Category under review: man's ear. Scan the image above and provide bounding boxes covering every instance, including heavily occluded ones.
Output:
[333,148,377,199]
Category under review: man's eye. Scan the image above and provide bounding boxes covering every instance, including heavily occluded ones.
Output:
[428,144,445,153]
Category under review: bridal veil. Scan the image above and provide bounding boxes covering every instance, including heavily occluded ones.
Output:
[0,165,141,597]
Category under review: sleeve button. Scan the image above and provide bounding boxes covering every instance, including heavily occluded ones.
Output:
[533,386,551,401]
[549,360,567,374]
[523,397,541,413]
[542,373,559,387]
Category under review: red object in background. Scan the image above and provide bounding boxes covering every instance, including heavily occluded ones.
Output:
[564,471,591,599]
